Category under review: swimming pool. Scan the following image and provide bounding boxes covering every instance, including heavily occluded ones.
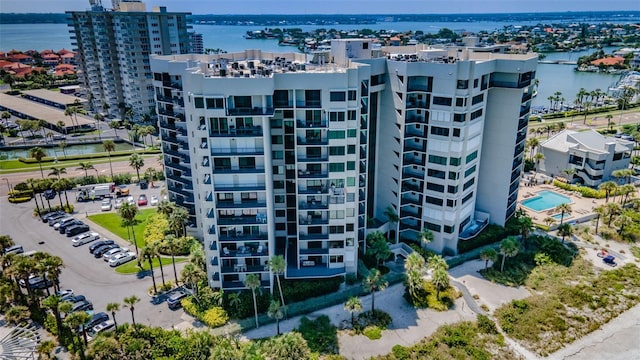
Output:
[521,190,571,212]
[551,213,569,221]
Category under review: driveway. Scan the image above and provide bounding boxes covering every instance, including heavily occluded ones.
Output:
[0,194,190,330]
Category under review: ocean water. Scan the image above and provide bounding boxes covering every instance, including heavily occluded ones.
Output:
[0,22,624,106]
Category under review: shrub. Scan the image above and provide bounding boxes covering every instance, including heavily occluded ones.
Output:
[391,345,410,359]
[112,173,132,185]
[201,307,229,328]
[8,196,32,203]
[363,326,382,340]
[296,315,338,354]
[282,276,343,303]
[458,224,507,253]
[553,180,605,198]
[355,310,392,333]
[33,204,74,216]
[180,297,198,317]
[345,273,359,285]
[476,314,498,334]
[223,289,271,320]
[17,148,160,164]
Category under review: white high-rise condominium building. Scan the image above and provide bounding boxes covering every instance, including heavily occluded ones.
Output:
[67,1,192,120]
[151,39,537,290]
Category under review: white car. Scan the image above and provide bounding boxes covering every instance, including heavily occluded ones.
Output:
[150,195,159,206]
[108,252,136,267]
[126,195,135,205]
[72,232,100,247]
[103,247,129,262]
[114,198,123,209]
[100,199,112,211]
[91,320,115,335]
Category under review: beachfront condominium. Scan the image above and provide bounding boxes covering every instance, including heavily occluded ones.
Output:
[67,0,192,120]
[150,39,537,290]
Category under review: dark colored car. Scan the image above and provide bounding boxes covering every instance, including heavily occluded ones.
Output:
[61,294,87,303]
[603,255,617,267]
[94,244,119,258]
[66,224,90,237]
[21,275,54,290]
[85,312,109,330]
[89,240,115,254]
[71,300,93,312]
[58,220,83,234]
[139,179,148,190]
[167,290,188,310]
[42,211,65,223]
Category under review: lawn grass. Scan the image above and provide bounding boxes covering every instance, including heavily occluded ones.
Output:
[88,208,156,249]
[0,154,156,174]
[115,256,186,274]
[630,246,640,261]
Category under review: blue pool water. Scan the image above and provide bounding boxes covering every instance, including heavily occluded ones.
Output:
[552,213,568,220]
[521,190,571,212]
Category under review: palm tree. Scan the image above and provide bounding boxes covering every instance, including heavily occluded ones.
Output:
[41,254,63,292]
[268,300,285,335]
[93,113,103,140]
[119,203,140,255]
[479,248,498,270]
[28,147,47,178]
[42,295,64,339]
[620,184,635,206]
[129,153,144,182]
[180,263,205,298]
[614,214,633,235]
[51,180,65,208]
[518,215,533,249]
[123,295,140,328]
[383,206,399,243]
[527,137,540,160]
[109,120,120,138]
[416,228,434,248]
[499,237,520,272]
[599,181,618,203]
[25,178,42,216]
[148,242,166,287]
[1,111,10,123]
[244,273,261,329]
[168,207,189,237]
[553,203,572,225]
[428,254,449,273]
[157,200,175,218]
[593,205,605,233]
[606,114,614,131]
[77,162,95,178]
[267,255,286,312]
[59,141,67,159]
[363,268,388,313]
[140,246,157,294]
[557,223,573,243]
[404,252,425,299]
[605,202,622,226]
[5,305,30,325]
[64,107,76,129]
[36,340,56,360]
[106,302,120,333]
[48,166,67,179]
[166,235,179,285]
[431,267,450,300]
[533,153,545,172]
[344,296,362,328]
[102,140,116,180]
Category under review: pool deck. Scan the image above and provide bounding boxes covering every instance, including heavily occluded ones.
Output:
[518,173,606,226]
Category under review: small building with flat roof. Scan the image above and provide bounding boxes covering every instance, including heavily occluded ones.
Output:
[21,89,88,110]
[0,92,92,133]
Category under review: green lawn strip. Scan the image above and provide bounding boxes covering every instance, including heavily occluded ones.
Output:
[87,208,156,249]
[115,256,187,274]
[0,154,156,173]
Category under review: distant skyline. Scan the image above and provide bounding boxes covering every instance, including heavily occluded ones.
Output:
[1,0,638,14]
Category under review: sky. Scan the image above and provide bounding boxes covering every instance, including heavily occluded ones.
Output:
[1,0,639,14]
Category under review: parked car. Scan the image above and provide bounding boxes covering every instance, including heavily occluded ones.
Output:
[61,294,87,303]
[100,199,112,211]
[596,249,609,258]
[114,198,123,209]
[94,244,119,258]
[103,247,129,261]
[126,195,135,205]
[52,134,66,141]
[115,185,130,197]
[53,217,75,230]
[42,211,65,223]
[4,245,24,255]
[71,300,94,312]
[20,275,54,290]
[89,240,115,254]
[56,289,74,297]
[58,220,83,234]
[91,320,115,335]
[167,290,188,310]
[66,224,90,237]
[137,194,147,206]
[47,213,68,226]
[150,195,159,206]
[603,255,617,267]
[72,232,100,247]
[139,179,148,190]
[108,252,136,267]
[85,312,110,331]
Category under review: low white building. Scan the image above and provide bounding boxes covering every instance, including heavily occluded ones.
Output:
[538,130,633,186]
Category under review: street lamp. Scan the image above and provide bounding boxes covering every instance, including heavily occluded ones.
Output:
[1,177,12,193]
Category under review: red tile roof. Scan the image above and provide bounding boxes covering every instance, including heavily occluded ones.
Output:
[591,57,625,66]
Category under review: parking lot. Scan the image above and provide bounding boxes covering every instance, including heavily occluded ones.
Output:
[0,181,191,330]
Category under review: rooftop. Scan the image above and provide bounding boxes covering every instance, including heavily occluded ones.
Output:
[542,129,634,154]
[0,93,92,128]
[22,89,87,107]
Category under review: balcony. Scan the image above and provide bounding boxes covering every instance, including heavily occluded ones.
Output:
[404,141,426,153]
[299,200,328,210]
[219,232,268,242]
[297,154,329,162]
[298,186,328,194]
[221,265,268,273]
[159,121,187,135]
[207,209,215,219]
[400,207,422,219]
[296,100,321,108]
[218,214,267,225]
[216,200,267,209]
[166,173,192,185]
[300,248,329,255]
[403,154,426,167]
[168,186,193,199]
[297,170,328,179]
[211,147,265,156]
[214,167,265,174]
[405,127,427,138]
[165,161,191,175]
[299,233,329,240]
[227,107,274,116]
[401,182,422,193]
[214,184,266,192]
[299,216,329,225]
[222,280,270,289]
[296,120,327,128]
[297,136,329,146]
[221,245,269,258]
[286,265,346,279]
[274,100,294,108]
[210,126,263,137]
[402,167,425,180]
[406,100,429,109]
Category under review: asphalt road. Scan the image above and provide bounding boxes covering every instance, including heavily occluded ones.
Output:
[0,183,188,330]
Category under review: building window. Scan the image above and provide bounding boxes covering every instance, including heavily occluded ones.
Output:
[448,171,459,180]
[426,182,444,192]
[444,225,455,233]
[470,109,483,120]
[329,146,345,156]
[433,96,452,106]
[456,97,466,107]
[347,129,357,138]
[447,185,458,194]
[330,255,344,263]
[329,112,346,122]
[466,151,478,163]
[194,97,204,108]
[453,128,461,137]
[447,199,456,207]
[329,163,345,172]
[329,131,345,139]
[430,127,449,137]
[272,151,283,159]
[330,91,346,101]
[348,145,356,154]
[428,169,445,179]
[464,165,476,178]
[206,98,224,109]
[425,221,441,232]
[462,191,474,204]
[428,155,447,165]
[347,161,355,170]
[472,94,484,105]
[456,80,469,89]
[271,135,283,144]
[426,196,443,206]
[348,90,357,101]
[453,113,466,122]
[463,178,475,190]
[450,157,461,166]
[348,110,357,120]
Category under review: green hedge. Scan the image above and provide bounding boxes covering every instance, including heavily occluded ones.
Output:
[538,105,618,120]
[553,180,605,198]
[18,148,160,164]
[457,224,508,254]
[282,276,344,303]
[8,189,33,198]
[8,196,32,203]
